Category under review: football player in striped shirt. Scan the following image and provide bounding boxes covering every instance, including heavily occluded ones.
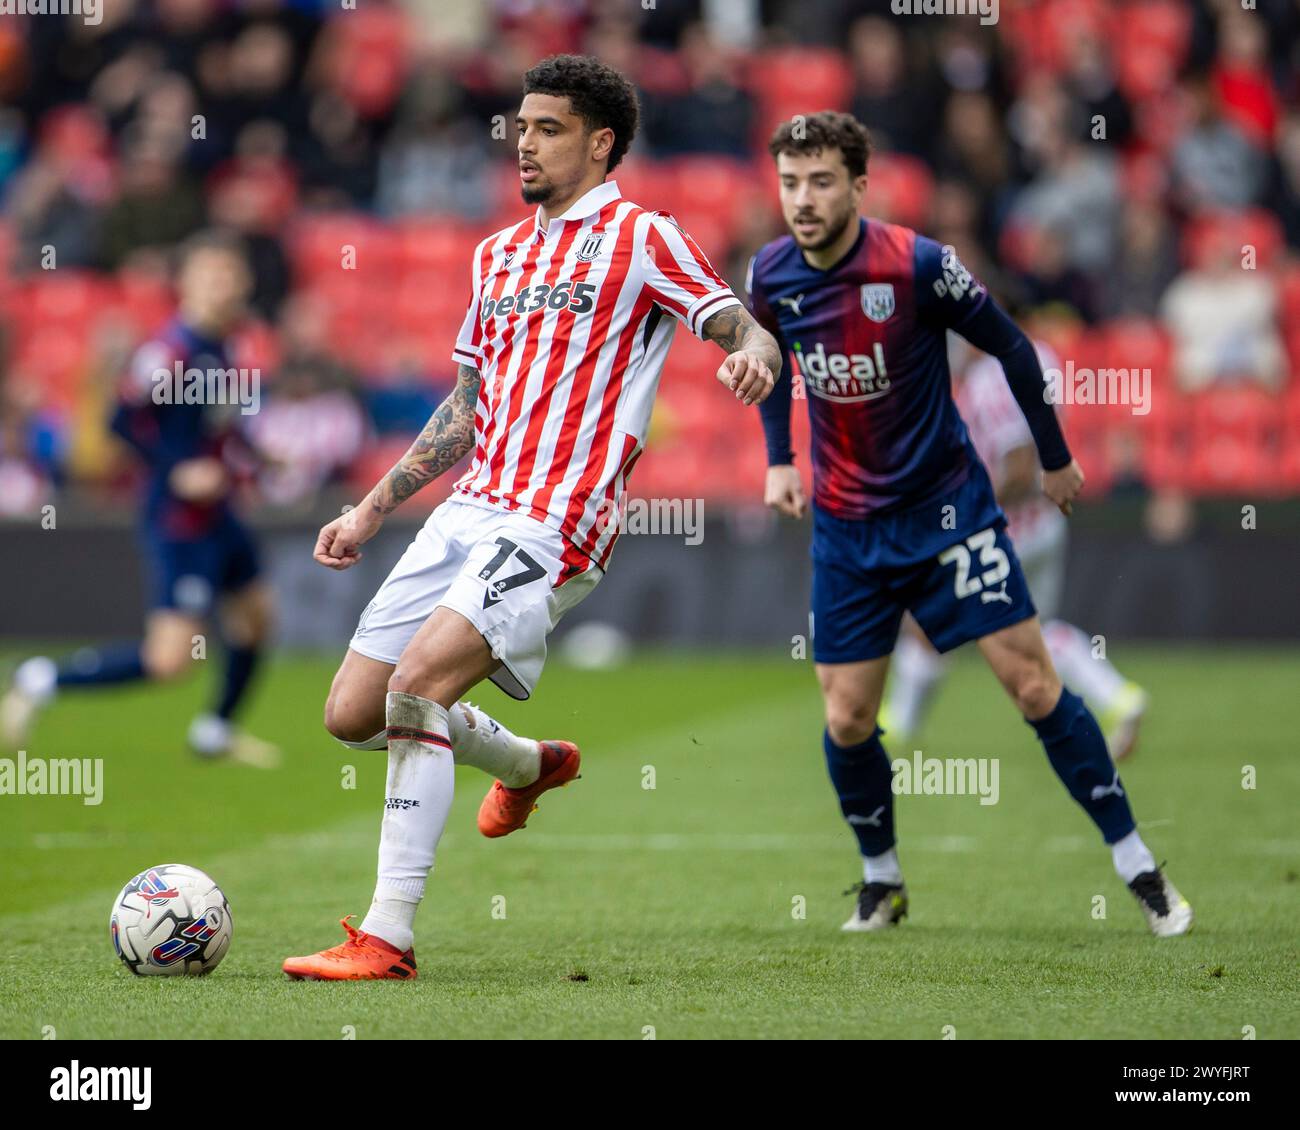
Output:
[282,56,780,980]
[747,112,1190,938]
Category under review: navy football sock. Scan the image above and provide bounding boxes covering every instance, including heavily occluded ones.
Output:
[823,727,896,856]
[55,643,146,687]
[1028,687,1136,844]
[215,644,260,721]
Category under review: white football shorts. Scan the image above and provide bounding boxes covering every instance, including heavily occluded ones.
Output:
[348,497,603,699]
[1012,510,1069,624]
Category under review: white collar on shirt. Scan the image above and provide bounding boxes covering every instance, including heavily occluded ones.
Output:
[530,179,622,239]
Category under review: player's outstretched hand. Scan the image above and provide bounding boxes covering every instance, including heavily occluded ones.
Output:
[765,464,807,519]
[717,351,775,406]
[314,504,383,570]
[1043,459,1085,516]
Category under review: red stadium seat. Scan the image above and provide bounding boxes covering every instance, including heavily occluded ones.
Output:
[24,271,111,326]
[116,271,175,335]
[1100,317,1174,396]
[290,213,394,285]
[394,222,480,279]
[665,156,754,237]
[1182,209,1284,271]
[1190,385,1277,445]
[1280,264,1300,328]
[1113,2,1191,101]
[865,155,934,231]
[321,5,411,120]
[1187,433,1276,495]
[752,48,853,142]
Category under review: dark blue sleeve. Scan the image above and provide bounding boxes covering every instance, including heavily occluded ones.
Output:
[746,253,796,466]
[109,400,160,462]
[915,236,1072,472]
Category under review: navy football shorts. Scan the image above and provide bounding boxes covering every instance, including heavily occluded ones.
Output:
[811,465,1036,663]
[143,513,262,618]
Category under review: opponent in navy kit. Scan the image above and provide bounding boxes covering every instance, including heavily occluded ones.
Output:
[749,112,1190,936]
[2,232,278,766]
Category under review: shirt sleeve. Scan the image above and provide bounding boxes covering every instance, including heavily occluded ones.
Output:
[916,236,1071,471]
[914,235,991,331]
[640,212,741,339]
[109,340,173,462]
[747,251,796,467]
[451,239,487,369]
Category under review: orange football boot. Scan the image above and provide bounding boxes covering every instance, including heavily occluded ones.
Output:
[282,916,417,981]
[477,740,581,838]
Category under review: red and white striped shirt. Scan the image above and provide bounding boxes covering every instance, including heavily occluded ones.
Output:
[956,340,1065,548]
[450,180,740,571]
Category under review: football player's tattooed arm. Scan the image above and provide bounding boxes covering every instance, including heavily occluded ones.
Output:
[313,363,482,570]
[369,363,482,515]
[702,305,780,406]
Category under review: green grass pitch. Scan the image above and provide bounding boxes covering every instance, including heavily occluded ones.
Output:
[1,646,1296,1040]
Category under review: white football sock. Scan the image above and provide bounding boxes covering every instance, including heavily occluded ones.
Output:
[360,692,455,952]
[887,634,948,736]
[1042,621,1125,711]
[446,702,541,787]
[335,704,540,787]
[15,656,57,704]
[864,847,903,886]
[1111,829,1157,884]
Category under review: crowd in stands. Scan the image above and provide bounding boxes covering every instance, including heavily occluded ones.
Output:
[0,0,1297,517]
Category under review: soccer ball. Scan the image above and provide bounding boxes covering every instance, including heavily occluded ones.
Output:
[109,864,232,976]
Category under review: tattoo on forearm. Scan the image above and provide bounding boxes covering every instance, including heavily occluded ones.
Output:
[371,363,481,515]
[702,306,782,377]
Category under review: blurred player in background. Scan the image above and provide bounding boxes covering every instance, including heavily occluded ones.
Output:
[749,112,1190,937]
[1,232,278,767]
[281,55,779,980]
[881,334,1149,760]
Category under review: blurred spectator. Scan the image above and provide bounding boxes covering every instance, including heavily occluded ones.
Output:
[1269,111,1300,249]
[363,339,449,437]
[377,68,494,219]
[99,128,206,271]
[1160,229,1284,392]
[1211,7,1280,149]
[1061,32,1133,148]
[640,23,753,158]
[933,92,1015,248]
[206,121,296,317]
[244,360,366,508]
[848,17,940,159]
[9,106,114,269]
[1016,224,1100,324]
[0,379,63,516]
[1007,76,1121,277]
[1171,77,1267,212]
[1102,202,1181,319]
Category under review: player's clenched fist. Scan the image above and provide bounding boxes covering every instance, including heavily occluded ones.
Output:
[717,351,775,406]
[314,504,384,570]
[765,464,807,519]
[1042,459,1085,516]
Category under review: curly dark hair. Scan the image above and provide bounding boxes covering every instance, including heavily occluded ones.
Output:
[767,111,872,178]
[522,54,641,174]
